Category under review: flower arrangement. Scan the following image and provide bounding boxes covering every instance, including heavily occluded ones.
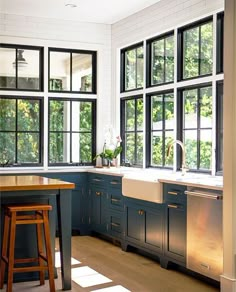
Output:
[94,136,122,166]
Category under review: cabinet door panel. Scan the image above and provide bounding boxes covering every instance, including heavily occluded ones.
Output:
[126,206,143,242]
[145,210,163,250]
[165,204,186,263]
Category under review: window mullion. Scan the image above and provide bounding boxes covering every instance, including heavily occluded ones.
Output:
[197,88,201,170]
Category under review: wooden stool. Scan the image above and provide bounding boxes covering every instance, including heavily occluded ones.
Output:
[0,204,55,292]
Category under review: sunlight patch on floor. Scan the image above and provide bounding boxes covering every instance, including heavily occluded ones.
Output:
[55,251,81,268]
[91,285,131,291]
[71,266,112,288]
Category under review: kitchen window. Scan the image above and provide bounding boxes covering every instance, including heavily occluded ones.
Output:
[0,96,43,166]
[120,96,143,166]
[0,44,43,91]
[178,17,213,80]
[179,85,213,172]
[146,91,174,168]
[48,48,97,93]
[216,81,223,174]
[216,12,224,74]
[120,43,144,92]
[48,98,96,166]
[146,32,174,87]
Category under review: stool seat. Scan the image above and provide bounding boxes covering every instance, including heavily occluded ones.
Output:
[0,203,55,292]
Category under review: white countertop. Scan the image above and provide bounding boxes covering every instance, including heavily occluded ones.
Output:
[0,166,223,190]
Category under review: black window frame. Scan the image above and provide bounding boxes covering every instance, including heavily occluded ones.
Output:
[48,47,97,94]
[178,82,213,173]
[216,12,224,74]
[146,31,174,88]
[177,16,213,81]
[120,95,143,167]
[0,43,44,92]
[146,90,175,169]
[48,97,96,166]
[120,42,144,93]
[0,95,44,167]
[216,80,223,174]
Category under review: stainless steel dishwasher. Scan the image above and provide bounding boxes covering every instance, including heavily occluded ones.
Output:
[185,187,223,281]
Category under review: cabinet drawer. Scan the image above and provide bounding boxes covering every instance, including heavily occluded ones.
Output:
[108,189,124,211]
[108,176,122,189]
[108,211,123,238]
[89,174,107,185]
[163,184,186,204]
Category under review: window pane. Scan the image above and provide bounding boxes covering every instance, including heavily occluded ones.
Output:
[200,87,212,128]
[137,133,143,164]
[0,48,16,88]
[137,47,144,88]
[18,133,39,163]
[72,101,92,131]
[152,95,163,130]
[125,50,136,90]
[49,51,70,91]
[200,22,213,75]
[17,99,40,131]
[165,131,174,166]
[0,132,15,164]
[49,132,70,163]
[152,39,164,85]
[125,133,135,164]
[165,36,174,82]
[125,99,135,131]
[183,89,198,129]
[165,93,174,130]
[0,99,16,131]
[200,129,212,170]
[137,98,143,131]
[183,27,199,79]
[72,53,92,92]
[50,100,70,131]
[184,130,197,169]
[18,49,40,90]
[72,133,92,163]
[151,132,163,166]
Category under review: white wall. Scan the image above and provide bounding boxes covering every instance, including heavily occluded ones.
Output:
[0,13,112,157]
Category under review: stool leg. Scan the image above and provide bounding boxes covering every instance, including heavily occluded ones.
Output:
[7,211,17,292]
[36,212,45,285]
[0,213,10,289]
[42,210,55,292]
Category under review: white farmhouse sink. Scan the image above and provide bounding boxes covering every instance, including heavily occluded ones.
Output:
[122,175,162,203]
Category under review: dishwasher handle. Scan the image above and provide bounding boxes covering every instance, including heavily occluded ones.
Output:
[185,190,223,200]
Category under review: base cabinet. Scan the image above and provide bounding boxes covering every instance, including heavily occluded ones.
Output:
[163,183,187,266]
[124,197,163,254]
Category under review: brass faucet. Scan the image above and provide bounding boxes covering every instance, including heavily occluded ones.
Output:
[167,140,188,175]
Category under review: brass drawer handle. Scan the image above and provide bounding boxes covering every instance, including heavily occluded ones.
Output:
[168,204,178,209]
[168,191,178,195]
[111,222,120,227]
[110,181,120,185]
[93,178,102,182]
[111,198,120,202]
[96,191,101,196]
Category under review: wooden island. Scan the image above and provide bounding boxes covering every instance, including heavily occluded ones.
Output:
[0,175,75,290]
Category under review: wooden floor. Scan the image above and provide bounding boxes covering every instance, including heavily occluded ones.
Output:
[1,236,220,292]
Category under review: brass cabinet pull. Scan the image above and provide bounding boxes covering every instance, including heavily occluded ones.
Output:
[168,191,178,195]
[110,181,120,185]
[138,209,145,215]
[93,178,102,182]
[168,204,178,209]
[96,191,101,196]
[111,222,120,227]
[111,198,120,202]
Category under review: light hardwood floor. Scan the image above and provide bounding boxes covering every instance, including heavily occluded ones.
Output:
[1,236,220,292]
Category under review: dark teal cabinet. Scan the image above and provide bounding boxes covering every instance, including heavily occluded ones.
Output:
[124,197,163,254]
[42,172,88,235]
[163,183,187,266]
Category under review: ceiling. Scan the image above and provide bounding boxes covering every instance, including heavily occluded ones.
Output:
[1,0,161,24]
